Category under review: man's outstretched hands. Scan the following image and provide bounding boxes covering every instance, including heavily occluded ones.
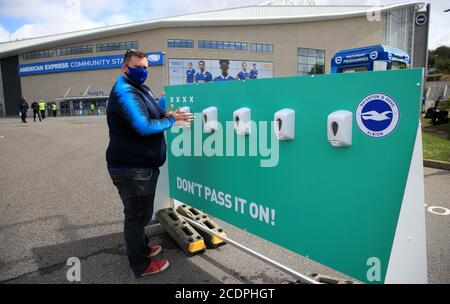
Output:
[165,104,194,125]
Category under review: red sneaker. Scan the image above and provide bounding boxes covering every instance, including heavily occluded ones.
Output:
[149,244,162,257]
[137,259,170,277]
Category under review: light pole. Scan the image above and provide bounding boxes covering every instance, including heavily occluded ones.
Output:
[435,54,438,81]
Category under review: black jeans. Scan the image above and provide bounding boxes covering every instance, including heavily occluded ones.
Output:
[33,110,41,122]
[20,111,27,123]
[108,166,160,276]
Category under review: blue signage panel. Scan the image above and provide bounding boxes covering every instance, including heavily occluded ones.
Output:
[18,52,164,76]
[331,45,410,73]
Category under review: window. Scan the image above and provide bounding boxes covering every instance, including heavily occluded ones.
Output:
[96,41,138,52]
[298,47,325,76]
[198,40,247,52]
[23,50,54,60]
[167,39,194,48]
[382,7,414,56]
[250,43,273,53]
[56,45,93,56]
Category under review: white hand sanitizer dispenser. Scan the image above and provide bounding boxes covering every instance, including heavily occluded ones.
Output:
[233,107,251,135]
[202,106,218,133]
[274,109,295,140]
[176,106,191,128]
[327,110,352,147]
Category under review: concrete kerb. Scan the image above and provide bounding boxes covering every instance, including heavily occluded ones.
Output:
[424,159,450,170]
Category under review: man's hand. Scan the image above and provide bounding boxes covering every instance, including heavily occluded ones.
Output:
[165,104,194,123]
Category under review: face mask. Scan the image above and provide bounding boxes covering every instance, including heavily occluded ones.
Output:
[126,65,148,84]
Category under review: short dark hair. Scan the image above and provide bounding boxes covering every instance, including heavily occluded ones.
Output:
[219,59,229,65]
[199,60,205,65]
[123,49,147,65]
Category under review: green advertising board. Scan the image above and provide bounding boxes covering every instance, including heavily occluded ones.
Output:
[165,68,427,284]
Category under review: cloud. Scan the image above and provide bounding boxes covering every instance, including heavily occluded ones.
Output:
[0,0,448,49]
[0,0,97,41]
[0,0,262,42]
[0,24,10,41]
[428,1,450,49]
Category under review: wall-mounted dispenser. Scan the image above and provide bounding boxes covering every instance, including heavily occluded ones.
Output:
[176,106,191,128]
[274,109,295,140]
[233,107,251,135]
[202,107,218,133]
[327,110,352,147]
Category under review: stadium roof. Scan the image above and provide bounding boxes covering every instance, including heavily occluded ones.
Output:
[0,1,424,59]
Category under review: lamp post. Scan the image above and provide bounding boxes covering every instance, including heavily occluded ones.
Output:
[435,54,438,81]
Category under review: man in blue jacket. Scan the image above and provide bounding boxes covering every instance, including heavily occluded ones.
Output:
[106,49,193,278]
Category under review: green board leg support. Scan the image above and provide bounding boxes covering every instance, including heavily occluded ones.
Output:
[155,207,206,256]
[176,204,228,248]
[309,273,357,284]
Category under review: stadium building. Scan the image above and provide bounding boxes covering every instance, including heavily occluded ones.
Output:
[0,1,430,116]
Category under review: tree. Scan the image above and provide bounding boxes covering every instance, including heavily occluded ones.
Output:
[428,46,450,75]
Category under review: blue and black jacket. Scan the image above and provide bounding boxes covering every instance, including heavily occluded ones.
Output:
[106,74,175,168]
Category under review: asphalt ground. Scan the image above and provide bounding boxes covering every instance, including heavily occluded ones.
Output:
[0,116,448,284]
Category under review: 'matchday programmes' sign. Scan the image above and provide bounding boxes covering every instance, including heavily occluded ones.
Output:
[18,52,164,76]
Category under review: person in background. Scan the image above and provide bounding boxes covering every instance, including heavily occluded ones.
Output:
[19,98,29,123]
[421,94,426,114]
[38,100,46,119]
[236,62,251,80]
[194,60,212,83]
[52,103,57,117]
[90,102,95,115]
[213,59,235,82]
[185,62,196,84]
[250,63,258,79]
[31,99,41,122]
[106,49,194,278]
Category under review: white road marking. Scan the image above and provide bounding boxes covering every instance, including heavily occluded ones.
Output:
[427,205,450,216]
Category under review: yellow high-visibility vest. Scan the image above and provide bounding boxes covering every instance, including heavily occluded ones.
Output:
[51,104,57,111]
[39,102,46,110]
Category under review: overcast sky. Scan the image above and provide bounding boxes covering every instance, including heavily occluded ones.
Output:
[0,0,448,49]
